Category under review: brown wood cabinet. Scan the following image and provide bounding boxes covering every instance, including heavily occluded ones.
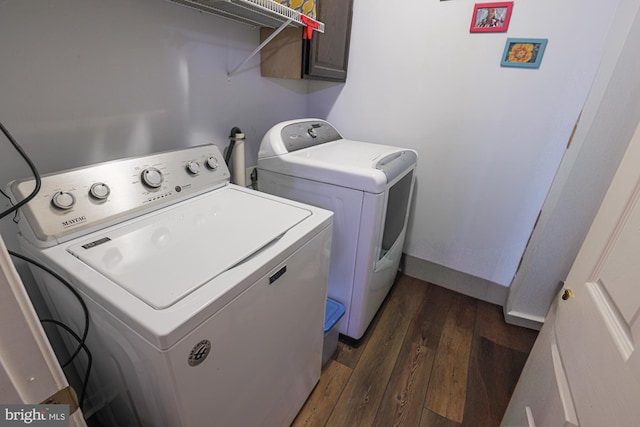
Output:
[260,0,353,82]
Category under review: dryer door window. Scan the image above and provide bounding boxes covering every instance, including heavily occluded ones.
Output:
[380,170,414,260]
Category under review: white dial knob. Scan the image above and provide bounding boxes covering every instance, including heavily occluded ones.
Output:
[141,167,164,188]
[186,161,201,175]
[206,156,219,171]
[89,182,110,200]
[51,191,75,210]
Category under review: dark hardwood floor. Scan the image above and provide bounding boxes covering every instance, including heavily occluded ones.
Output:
[292,274,538,427]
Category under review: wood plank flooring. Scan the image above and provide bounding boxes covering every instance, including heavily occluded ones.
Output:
[292,274,538,427]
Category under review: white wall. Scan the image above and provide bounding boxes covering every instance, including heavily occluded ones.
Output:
[309,0,619,287]
[0,0,309,249]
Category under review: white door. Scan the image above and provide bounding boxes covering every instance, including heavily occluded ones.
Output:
[0,235,86,426]
[502,119,640,426]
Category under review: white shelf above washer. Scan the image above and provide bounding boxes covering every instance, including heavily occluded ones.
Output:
[168,0,324,77]
[168,0,324,32]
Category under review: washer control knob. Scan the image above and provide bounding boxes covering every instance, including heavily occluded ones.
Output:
[206,156,219,171]
[186,161,201,175]
[141,167,164,188]
[51,191,76,210]
[89,182,110,200]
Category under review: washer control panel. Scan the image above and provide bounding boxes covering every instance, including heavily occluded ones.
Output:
[8,144,229,246]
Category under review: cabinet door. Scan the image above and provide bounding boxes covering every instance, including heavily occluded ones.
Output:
[304,0,353,82]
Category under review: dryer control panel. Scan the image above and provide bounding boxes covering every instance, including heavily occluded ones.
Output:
[258,119,342,158]
[280,120,342,153]
[8,144,230,247]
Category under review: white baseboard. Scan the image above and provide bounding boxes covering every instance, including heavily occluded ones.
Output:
[402,254,509,307]
[402,255,543,330]
[503,309,544,331]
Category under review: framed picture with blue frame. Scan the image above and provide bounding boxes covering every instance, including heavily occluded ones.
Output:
[501,38,548,68]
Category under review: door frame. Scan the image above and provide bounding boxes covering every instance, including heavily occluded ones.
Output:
[0,234,86,426]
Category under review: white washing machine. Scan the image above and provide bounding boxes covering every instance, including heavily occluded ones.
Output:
[8,144,333,426]
[257,119,417,340]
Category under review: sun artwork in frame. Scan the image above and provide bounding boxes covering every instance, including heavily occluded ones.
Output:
[501,38,548,69]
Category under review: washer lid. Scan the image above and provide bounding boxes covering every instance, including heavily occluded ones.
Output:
[66,187,311,309]
[258,139,417,193]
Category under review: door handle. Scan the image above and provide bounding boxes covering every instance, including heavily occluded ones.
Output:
[562,289,573,300]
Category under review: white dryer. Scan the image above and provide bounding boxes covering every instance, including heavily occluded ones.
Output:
[8,144,332,426]
[257,119,417,340]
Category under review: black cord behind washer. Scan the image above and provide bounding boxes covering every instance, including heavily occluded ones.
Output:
[41,318,92,411]
[0,121,41,219]
[2,119,91,413]
[9,251,90,372]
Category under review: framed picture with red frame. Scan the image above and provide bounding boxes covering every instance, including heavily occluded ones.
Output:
[470,2,513,33]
